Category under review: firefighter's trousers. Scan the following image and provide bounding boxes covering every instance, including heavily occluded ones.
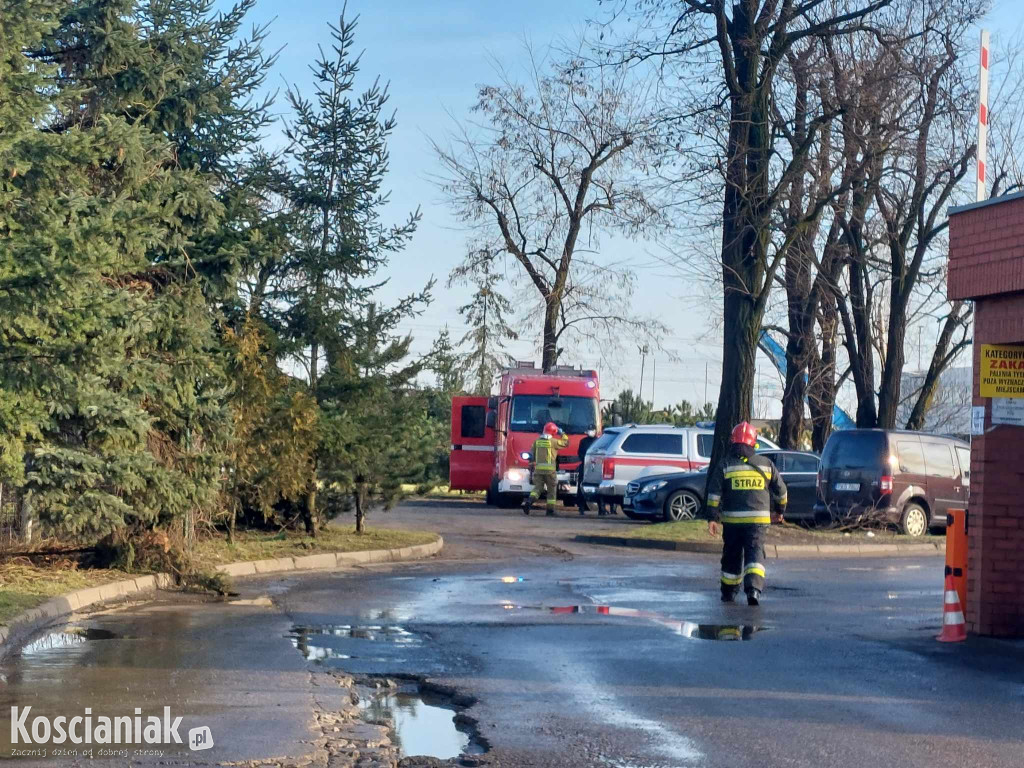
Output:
[720,523,767,596]
[529,471,558,509]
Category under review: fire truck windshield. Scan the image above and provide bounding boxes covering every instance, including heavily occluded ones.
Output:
[508,396,598,435]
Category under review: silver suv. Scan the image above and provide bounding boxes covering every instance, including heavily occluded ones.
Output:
[581,426,715,509]
[581,425,781,511]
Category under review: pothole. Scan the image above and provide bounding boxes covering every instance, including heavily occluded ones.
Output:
[679,623,766,641]
[525,604,769,640]
[291,624,420,643]
[20,626,122,655]
[226,595,273,607]
[287,624,420,663]
[359,683,487,761]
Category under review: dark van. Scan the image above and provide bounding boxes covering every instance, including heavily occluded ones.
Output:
[814,429,971,537]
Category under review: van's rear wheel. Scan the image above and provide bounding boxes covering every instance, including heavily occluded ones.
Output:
[486,477,498,506]
[900,503,928,537]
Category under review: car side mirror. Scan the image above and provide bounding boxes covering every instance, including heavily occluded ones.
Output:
[485,411,496,429]
[487,396,498,409]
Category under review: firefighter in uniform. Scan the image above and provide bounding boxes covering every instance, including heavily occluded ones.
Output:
[523,422,570,516]
[706,422,787,606]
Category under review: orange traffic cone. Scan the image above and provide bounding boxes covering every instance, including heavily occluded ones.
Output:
[937,575,967,643]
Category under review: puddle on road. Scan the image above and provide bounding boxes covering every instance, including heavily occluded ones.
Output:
[361,689,485,760]
[290,624,419,643]
[20,626,122,656]
[503,603,768,641]
[227,595,274,607]
[683,624,764,641]
[287,624,420,663]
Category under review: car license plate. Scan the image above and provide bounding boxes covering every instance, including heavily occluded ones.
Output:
[623,496,633,507]
[834,482,860,492]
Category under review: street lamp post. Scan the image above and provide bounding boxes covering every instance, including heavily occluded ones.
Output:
[638,344,649,400]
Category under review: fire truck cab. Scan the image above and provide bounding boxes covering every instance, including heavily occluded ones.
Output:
[449,363,601,506]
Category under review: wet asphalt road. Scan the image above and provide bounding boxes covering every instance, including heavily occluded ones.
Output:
[2,499,1024,767]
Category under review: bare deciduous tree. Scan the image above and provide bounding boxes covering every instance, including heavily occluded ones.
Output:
[432,46,663,371]
[823,0,992,429]
[613,0,893,471]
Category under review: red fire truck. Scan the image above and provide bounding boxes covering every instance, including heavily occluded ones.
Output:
[449,363,601,506]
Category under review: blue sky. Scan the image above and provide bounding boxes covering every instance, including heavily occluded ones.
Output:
[225,0,1021,413]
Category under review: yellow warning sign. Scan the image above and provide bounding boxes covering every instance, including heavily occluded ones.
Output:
[980,344,1024,398]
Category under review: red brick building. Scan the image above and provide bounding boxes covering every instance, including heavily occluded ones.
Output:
[948,190,1024,637]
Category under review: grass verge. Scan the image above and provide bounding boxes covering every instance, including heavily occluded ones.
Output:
[604,520,942,546]
[615,521,716,542]
[193,526,439,566]
[400,483,484,499]
[1,527,438,628]
[0,563,128,627]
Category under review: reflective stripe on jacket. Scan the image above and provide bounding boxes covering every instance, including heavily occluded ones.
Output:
[705,450,787,524]
[532,434,569,471]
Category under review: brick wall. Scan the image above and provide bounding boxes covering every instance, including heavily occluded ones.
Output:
[966,378,1024,636]
[949,192,1024,301]
[951,194,1024,637]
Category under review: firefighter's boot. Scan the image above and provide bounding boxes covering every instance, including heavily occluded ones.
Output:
[522,497,532,516]
[746,589,761,607]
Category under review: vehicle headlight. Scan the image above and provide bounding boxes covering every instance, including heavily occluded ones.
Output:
[520,452,531,461]
[641,480,668,493]
[506,469,527,483]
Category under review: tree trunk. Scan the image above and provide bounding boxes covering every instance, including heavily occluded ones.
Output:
[541,294,560,371]
[711,284,758,471]
[310,340,319,394]
[778,56,815,452]
[904,301,970,430]
[779,246,815,449]
[354,486,366,533]
[876,287,910,428]
[842,259,878,428]
[779,334,808,449]
[808,294,839,452]
[708,3,771,473]
[19,492,34,545]
[303,482,318,537]
[479,292,489,394]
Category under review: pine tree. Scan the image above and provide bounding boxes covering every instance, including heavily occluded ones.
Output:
[319,305,435,533]
[0,0,273,542]
[0,0,67,489]
[602,390,654,425]
[1,0,213,537]
[455,261,517,395]
[420,328,466,486]
[223,316,318,535]
[272,12,428,535]
[666,401,716,427]
[429,328,466,397]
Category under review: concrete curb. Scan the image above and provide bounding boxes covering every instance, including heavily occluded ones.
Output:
[574,534,944,558]
[0,536,444,661]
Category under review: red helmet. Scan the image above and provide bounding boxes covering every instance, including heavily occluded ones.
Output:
[730,421,758,447]
[543,422,560,437]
